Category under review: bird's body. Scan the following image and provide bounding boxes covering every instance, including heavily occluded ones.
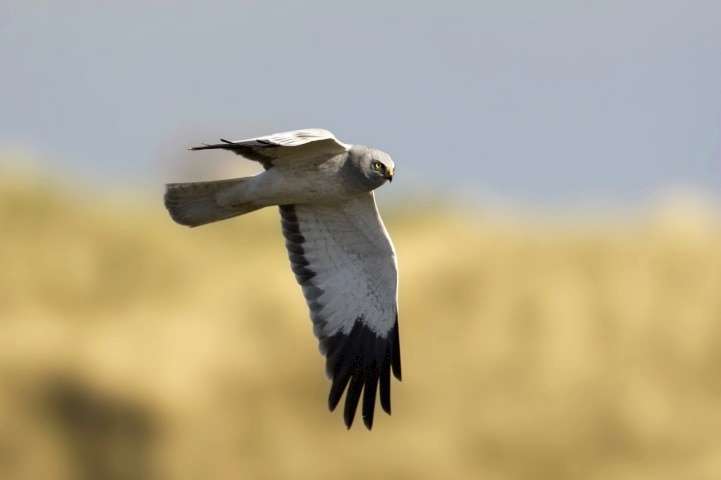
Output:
[164,129,401,430]
[216,147,371,208]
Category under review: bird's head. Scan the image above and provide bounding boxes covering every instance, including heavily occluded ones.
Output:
[349,146,395,190]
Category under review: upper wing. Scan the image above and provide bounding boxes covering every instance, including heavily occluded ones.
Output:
[190,128,350,169]
[279,193,401,429]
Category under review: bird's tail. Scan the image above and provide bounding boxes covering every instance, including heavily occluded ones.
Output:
[164,177,261,227]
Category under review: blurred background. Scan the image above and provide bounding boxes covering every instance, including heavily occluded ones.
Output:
[1,1,720,479]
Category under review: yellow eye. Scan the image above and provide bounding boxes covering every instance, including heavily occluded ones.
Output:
[372,161,383,171]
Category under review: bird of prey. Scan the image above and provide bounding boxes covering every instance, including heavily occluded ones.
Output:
[164,129,401,429]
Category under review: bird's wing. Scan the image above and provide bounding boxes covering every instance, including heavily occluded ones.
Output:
[279,193,401,429]
[190,128,350,168]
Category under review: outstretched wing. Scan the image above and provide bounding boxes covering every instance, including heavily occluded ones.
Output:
[279,193,401,429]
[190,128,350,169]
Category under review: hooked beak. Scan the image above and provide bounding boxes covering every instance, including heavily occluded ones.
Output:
[385,168,394,182]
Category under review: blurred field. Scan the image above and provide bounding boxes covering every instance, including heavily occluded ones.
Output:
[1,167,721,480]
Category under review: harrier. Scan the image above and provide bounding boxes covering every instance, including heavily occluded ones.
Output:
[164,129,401,429]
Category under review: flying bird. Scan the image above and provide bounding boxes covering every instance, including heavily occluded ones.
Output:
[164,129,401,429]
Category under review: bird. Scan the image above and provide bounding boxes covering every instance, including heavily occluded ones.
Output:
[164,128,401,429]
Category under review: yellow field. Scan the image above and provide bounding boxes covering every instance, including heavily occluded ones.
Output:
[1,170,720,480]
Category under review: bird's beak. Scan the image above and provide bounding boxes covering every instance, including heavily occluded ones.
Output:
[386,168,394,182]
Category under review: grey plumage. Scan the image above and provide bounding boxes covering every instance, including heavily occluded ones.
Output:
[164,129,401,429]
[165,177,260,227]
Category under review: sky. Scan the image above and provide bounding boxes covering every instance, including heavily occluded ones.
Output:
[1,0,719,207]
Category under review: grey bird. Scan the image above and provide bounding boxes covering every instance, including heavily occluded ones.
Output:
[164,128,401,429]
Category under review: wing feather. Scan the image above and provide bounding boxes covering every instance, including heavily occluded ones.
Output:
[190,128,349,168]
[278,194,401,429]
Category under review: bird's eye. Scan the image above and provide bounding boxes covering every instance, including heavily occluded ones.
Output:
[372,161,383,171]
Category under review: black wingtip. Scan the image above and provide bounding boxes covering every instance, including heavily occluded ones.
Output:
[362,369,379,430]
[320,318,401,429]
[187,139,233,151]
[188,143,213,151]
[379,365,391,415]
[391,318,402,381]
[343,375,363,429]
[328,367,351,412]
[363,417,374,430]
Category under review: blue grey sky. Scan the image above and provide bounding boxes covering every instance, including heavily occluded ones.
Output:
[1,0,719,206]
